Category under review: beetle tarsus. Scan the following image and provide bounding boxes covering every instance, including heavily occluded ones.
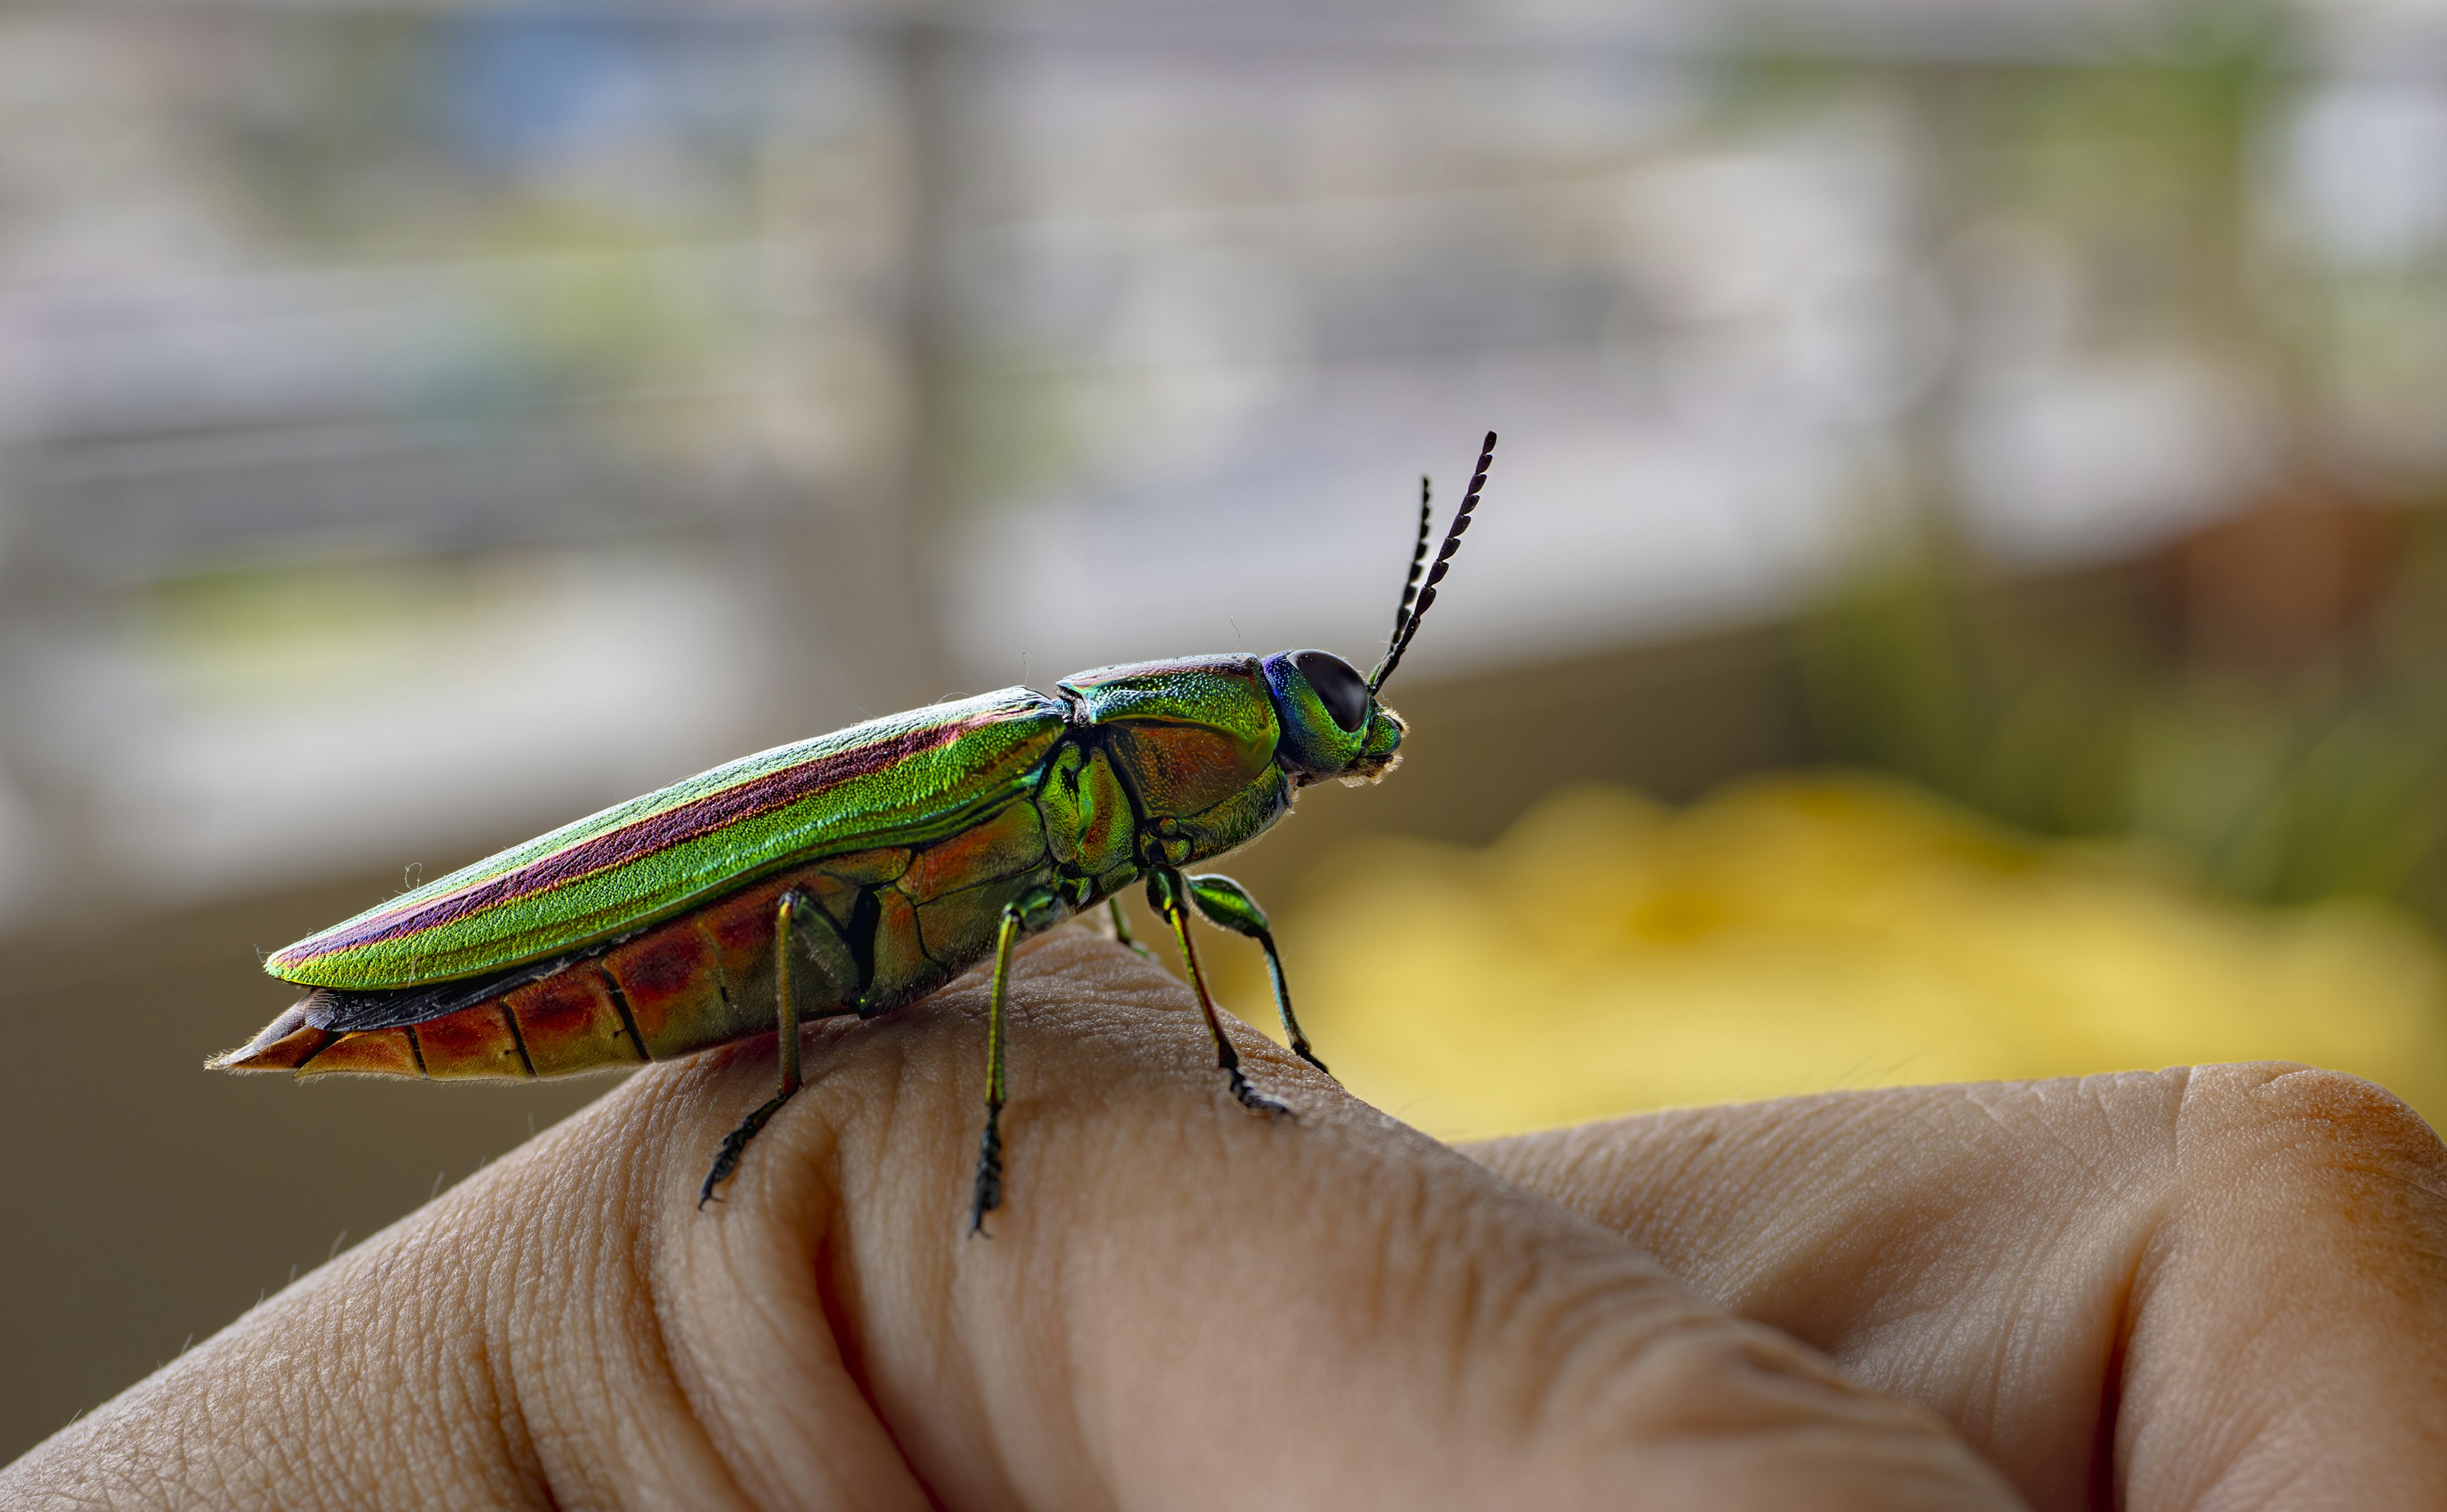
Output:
[969,1108,1004,1237]
[1226,1065,1293,1118]
[698,1090,791,1209]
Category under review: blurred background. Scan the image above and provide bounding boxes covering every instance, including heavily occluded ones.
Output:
[9,0,2447,1458]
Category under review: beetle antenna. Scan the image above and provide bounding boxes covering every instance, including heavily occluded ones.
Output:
[1387,475,1433,651]
[1370,429,1496,694]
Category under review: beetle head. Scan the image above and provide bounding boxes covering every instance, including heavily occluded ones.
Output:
[1261,429,1493,788]
[1262,649,1404,786]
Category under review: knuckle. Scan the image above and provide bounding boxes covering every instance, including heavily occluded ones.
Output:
[2180,1062,2447,1195]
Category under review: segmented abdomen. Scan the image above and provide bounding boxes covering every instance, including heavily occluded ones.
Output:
[213,791,1086,1081]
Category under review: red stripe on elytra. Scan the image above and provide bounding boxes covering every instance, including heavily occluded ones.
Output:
[285,715,1011,964]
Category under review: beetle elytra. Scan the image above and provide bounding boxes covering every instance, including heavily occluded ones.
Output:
[214,432,1498,1232]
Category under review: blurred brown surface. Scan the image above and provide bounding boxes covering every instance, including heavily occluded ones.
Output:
[0,622,1807,1461]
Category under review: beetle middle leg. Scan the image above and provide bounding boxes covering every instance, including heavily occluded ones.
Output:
[699,889,858,1209]
[1183,872,1331,1077]
[969,884,1062,1237]
[1104,896,1151,956]
[967,901,1022,1237]
[1147,868,1292,1118]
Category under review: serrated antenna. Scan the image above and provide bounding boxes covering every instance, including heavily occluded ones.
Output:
[1369,429,1496,695]
[1386,475,1434,651]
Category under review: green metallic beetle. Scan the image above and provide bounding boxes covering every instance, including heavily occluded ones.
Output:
[215,433,1498,1232]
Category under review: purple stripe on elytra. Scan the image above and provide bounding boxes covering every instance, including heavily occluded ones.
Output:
[290,716,1003,961]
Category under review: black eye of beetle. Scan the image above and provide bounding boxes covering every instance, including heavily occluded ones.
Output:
[1293,650,1370,733]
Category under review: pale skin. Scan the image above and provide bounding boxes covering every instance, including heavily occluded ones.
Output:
[8,928,2443,1509]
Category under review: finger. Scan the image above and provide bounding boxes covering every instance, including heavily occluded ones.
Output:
[1466,1067,2447,1511]
[654,927,2024,1510]
[6,928,2027,1511]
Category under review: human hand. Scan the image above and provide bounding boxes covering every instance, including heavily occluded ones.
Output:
[6,928,2439,1509]
[1473,1061,2447,1508]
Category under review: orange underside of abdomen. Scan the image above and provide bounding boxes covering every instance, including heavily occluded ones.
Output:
[231,860,879,1080]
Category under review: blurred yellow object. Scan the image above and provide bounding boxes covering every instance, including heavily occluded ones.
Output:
[1246,775,2447,1141]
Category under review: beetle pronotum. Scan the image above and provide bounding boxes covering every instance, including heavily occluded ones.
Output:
[215,432,1498,1232]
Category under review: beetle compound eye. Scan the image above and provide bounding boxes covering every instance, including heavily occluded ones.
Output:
[1294,650,1370,733]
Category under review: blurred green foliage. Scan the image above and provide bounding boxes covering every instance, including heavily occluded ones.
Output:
[1798,501,2447,926]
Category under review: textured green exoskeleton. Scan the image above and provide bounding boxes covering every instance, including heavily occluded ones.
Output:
[215,433,1499,1232]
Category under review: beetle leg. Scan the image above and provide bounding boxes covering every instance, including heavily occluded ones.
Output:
[699,890,846,1209]
[1106,896,1151,956]
[1147,868,1292,1119]
[1183,872,1331,1078]
[969,898,1025,1237]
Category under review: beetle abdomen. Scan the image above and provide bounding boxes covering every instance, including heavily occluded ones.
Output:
[216,861,853,1079]
[263,689,1072,992]
[213,788,1075,1082]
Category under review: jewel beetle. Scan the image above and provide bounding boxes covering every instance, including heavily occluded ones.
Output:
[214,432,1498,1233]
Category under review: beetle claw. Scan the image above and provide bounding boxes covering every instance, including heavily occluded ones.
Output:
[1227,1069,1294,1118]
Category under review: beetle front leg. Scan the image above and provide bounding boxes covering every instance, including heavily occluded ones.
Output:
[1183,872,1331,1078]
[1147,868,1292,1118]
[700,890,853,1209]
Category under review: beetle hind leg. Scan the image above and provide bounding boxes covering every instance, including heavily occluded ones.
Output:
[698,890,856,1209]
[699,1088,790,1208]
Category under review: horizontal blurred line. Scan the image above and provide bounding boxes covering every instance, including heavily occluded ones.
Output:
[0,239,860,314]
[963,331,1614,382]
[10,1,2425,73]
[23,381,821,479]
[17,368,858,452]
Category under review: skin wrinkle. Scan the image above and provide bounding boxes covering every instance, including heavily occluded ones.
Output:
[570,1186,663,1508]
[811,1201,930,1506]
[895,988,1076,1507]
[199,1340,273,1504]
[2133,1070,2301,1508]
[690,1193,896,1508]
[1045,1222,1115,1512]
[2066,1077,2177,1508]
[1501,1246,1721,1451]
[504,1113,619,1508]
[629,1093,769,1512]
[375,1239,437,1495]
[498,1147,602,1508]
[1458,1067,2153,1497]
[998,1231,1114,1512]
[911,1010,1057,1508]
[670,1058,839,1504]
[1026,1056,1144,1511]
[1043,963,1327,1509]
[808,958,1089,1510]
[314,1272,390,1503]
[1882,1093,2130,1493]
[508,1074,755,1511]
